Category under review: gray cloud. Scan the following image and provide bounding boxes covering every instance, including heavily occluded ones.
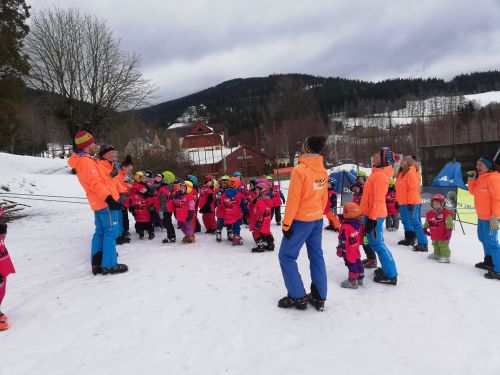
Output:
[28,0,500,103]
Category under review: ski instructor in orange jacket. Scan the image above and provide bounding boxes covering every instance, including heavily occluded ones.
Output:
[278,136,329,312]
[68,131,128,275]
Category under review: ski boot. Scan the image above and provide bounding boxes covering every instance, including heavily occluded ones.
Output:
[362,258,377,269]
[148,231,155,240]
[307,284,325,311]
[278,296,308,310]
[251,242,266,253]
[265,236,275,251]
[116,235,131,245]
[373,273,397,285]
[374,267,384,277]
[484,270,500,280]
[232,235,243,246]
[438,257,450,263]
[428,253,440,260]
[398,231,416,246]
[186,235,196,244]
[413,243,428,252]
[475,256,493,270]
[358,274,364,286]
[227,228,233,241]
[215,229,222,243]
[100,263,128,275]
[162,237,176,244]
[340,278,358,289]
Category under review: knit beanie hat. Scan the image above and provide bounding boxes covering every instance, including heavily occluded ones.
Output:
[478,156,495,170]
[380,147,397,166]
[98,144,115,158]
[74,131,95,150]
[304,136,326,154]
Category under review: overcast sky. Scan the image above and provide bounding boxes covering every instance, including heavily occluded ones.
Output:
[28,0,500,104]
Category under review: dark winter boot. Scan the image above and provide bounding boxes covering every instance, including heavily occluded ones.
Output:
[265,235,275,251]
[373,273,397,285]
[484,270,500,280]
[100,263,128,275]
[91,251,103,275]
[374,267,384,277]
[216,229,222,243]
[398,231,416,246]
[148,231,155,240]
[123,231,131,238]
[251,242,266,253]
[308,284,325,311]
[195,220,201,233]
[162,237,176,243]
[362,258,377,269]
[138,231,145,240]
[116,235,131,245]
[413,243,428,252]
[278,296,308,310]
[475,256,493,270]
[227,227,233,241]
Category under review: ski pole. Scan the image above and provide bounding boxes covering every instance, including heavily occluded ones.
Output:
[0,192,86,200]
[454,208,466,235]
[0,195,87,204]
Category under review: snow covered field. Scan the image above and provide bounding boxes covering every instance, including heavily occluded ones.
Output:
[1,153,499,375]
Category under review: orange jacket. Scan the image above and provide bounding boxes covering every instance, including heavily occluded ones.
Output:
[361,165,393,220]
[68,152,111,211]
[282,154,328,231]
[395,165,421,205]
[96,159,122,200]
[468,171,500,220]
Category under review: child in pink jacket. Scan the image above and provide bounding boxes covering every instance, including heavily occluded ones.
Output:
[0,207,15,331]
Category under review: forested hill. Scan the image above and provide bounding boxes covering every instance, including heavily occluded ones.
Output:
[136,71,500,134]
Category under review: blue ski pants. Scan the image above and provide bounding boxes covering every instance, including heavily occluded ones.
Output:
[91,208,120,269]
[478,219,500,272]
[399,204,428,245]
[365,218,398,278]
[278,219,327,300]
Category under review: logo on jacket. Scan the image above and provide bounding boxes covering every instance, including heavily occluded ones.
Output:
[313,177,327,191]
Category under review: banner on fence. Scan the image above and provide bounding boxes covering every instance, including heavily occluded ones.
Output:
[456,188,477,225]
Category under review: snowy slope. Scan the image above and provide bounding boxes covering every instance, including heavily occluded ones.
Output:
[1,153,500,375]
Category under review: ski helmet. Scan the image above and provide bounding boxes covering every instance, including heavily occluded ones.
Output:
[203,175,213,184]
[265,175,273,181]
[212,179,219,189]
[389,178,396,186]
[343,202,362,219]
[186,174,198,186]
[233,171,243,178]
[161,170,176,184]
[431,194,446,208]
[356,171,367,178]
[144,170,154,179]
[181,180,193,194]
[134,171,145,182]
[255,182,269,195]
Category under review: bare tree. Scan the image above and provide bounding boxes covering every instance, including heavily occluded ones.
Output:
[24,7,156,138]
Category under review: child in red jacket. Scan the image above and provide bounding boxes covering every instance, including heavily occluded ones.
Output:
[385,179,400,231]
[215,175,230,242]
[251,181,274,253]
[423,194,453,263]
[221,177,248,246]
[0,206,15,331]
[131,187,155,240]
[173,181,196,243]
[324,178,340,231]
[336,202,365,289]
[199,176,217,233]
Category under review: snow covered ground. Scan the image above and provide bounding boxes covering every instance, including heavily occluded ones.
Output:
[1,153,500,375]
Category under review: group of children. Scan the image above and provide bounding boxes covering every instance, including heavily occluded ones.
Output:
[333,171,455,289]
[120,170,286,253]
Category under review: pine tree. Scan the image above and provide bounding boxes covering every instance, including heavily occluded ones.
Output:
[0,0,30,150]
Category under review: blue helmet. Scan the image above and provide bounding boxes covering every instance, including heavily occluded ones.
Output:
[186,174,198,186]
[233,171,243,178]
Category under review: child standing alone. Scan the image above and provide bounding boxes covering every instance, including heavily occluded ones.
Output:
[423,194,453,263]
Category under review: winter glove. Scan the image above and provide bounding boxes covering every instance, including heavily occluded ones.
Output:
[407,204,415,212]
[186,210,194,222]
[364,219,377,234]
[395,202,400,210]
[148,205,155,212]
[336,246,345,258]
[467,170,477,180]
[255,221,262,230]
[444,229,452,240]
[423,228,431,236]
[491,216,499,230]
[105,195,122,211]
[0,223,7,235]
[282,229,293,239]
